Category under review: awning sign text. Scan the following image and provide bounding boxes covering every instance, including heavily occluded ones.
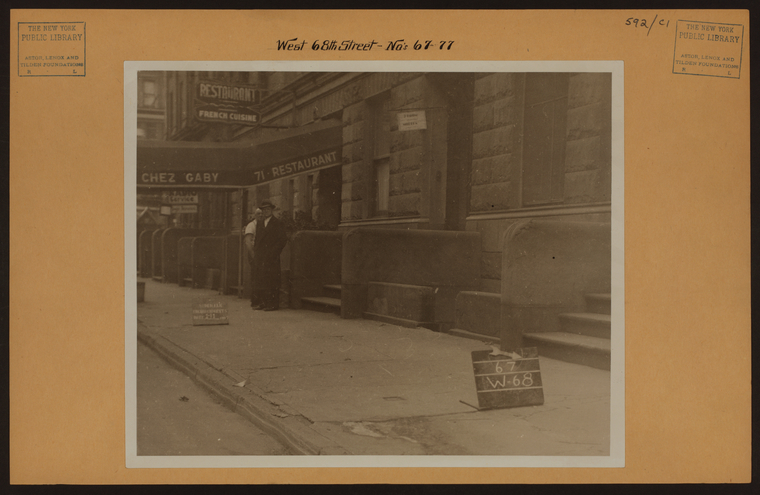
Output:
[138,146,342,187]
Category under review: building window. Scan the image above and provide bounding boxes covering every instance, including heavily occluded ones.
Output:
[286,178,296,219]
[167,91,174,134]
[521,73,569,206]
[371,94,391,215]
[305,174,314,214]
[142,79,157,108]
[138,122,160,140]
[179,80,186,125]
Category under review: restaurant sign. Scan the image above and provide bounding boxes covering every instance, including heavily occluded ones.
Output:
[196,81,260,106]
[195,80,261,126]
[195,104,260,126]
[138,146,342,187]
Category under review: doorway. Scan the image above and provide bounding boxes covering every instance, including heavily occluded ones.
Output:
[316,165,342,229]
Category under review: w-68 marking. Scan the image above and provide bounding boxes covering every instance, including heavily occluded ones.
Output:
[485,372,535,389]
[470,348,544,408]
[476,371,542,391]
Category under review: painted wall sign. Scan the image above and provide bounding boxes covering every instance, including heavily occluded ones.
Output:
[397,110,427,131]
[162,191,198,204]
[192,301,229,326]
[470,347,544,409]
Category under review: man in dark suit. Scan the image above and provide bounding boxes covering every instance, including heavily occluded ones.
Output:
[251,200,288,311]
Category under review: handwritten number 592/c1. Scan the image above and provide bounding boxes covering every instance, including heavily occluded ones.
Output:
[626,15,670,35]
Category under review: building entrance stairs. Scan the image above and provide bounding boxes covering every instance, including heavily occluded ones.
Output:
[523,293,611,370]
[300,284,342,315]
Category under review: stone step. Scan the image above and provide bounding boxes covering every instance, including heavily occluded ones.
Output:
[446,327,500,344]
[585,293,611,315]
[559,312,611,339]
[322,284,342,299]
[523,332,611,371]
[453,291,500,339]
[301,296,341,314]
[363,312,440,332]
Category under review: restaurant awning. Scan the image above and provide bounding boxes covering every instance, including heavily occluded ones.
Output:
[136,119,342,189]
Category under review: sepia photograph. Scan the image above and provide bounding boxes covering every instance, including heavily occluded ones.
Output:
[11,9,750,484]
[126,61,624,468]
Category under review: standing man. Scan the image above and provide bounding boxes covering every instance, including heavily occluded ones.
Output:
[251,200,288,311]
[244,208,263,309]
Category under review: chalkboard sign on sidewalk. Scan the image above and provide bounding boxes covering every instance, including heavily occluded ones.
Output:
[471,347,544,410]
[192,301,229,326]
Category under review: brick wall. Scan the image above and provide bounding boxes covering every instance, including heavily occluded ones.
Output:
[387,77,427,216]
[470,73,519,213]
[466,72,611,293]
[340,75,429,222]
[341,102,367,221]
[563,73,612,204]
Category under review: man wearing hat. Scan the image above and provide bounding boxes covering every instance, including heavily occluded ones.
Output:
[250,200,288,311]
[243,208,263,308]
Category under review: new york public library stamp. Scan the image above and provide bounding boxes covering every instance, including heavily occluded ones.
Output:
[18,22,85,77]
[673,20,744,79]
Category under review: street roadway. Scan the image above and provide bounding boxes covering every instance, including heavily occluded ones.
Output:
[136,341,291,456]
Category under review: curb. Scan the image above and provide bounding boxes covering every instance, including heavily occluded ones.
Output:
[137,323,352,455]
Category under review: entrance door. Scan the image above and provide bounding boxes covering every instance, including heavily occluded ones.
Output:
[429,73,474,231]
[316,165,342,229]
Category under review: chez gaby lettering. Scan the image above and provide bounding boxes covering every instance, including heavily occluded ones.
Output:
[141,172,220,184]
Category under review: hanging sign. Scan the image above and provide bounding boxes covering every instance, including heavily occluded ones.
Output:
[171,205,198,214]
[195,104,261,126]
[192,301,229,326]
[397,110,427,131]
[194,80,261,126]
[470,347,544,409]
[196,81,261,106]
[162,191,198,205]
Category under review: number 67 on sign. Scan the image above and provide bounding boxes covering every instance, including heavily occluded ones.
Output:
[470,347,544,410]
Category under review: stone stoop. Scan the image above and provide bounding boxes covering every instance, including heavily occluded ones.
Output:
[585,293,611,315]
[363,281,439,330]
[523,293,612,370]
[300,284,342,315]
[445,291,501,343]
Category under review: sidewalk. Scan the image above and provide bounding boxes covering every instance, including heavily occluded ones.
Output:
[135,279,611,457]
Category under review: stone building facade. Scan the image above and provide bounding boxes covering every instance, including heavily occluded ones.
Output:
[158,70,612,295]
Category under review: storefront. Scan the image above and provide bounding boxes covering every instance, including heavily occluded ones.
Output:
[136,118,343,294]
[142,70,612,345]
